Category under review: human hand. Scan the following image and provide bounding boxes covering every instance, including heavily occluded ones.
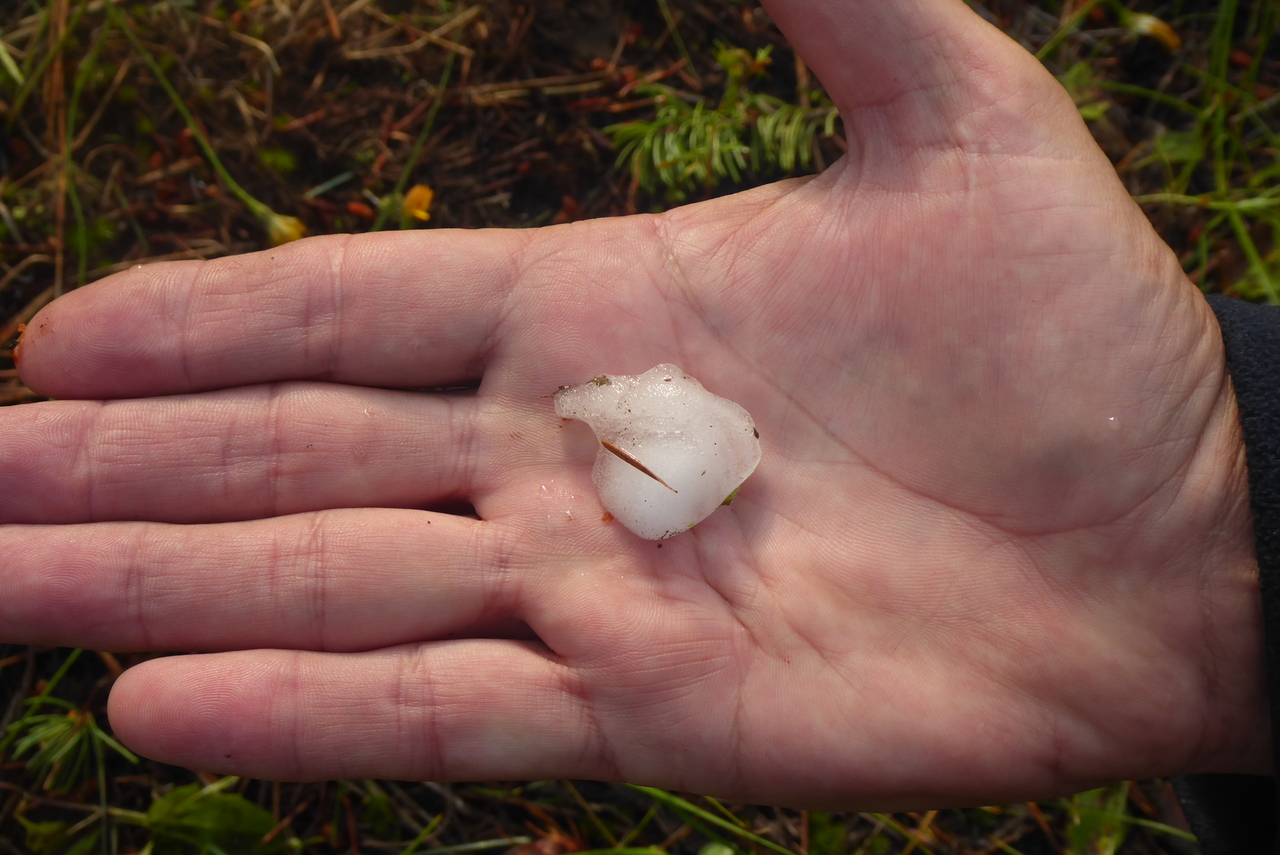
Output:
[2,0,1266,808]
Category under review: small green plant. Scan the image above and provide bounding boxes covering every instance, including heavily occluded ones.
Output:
[1131,0,1280,301]
[1065,785,1129,855]
[1042,0,1279,302]
[258,146,299,175]
[805,813,848,855]
[8,697,138,795]
[2,650,139,855]
[2,650,138,797]
[133,778,285,855]
[1058,62,1112,122]
[607,44,838,201]
[1063,783,1196,854]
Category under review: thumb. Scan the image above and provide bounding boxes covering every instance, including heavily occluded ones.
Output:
[762,0,1081,154]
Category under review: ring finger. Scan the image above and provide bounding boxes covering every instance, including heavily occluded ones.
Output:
[0,508,540,652]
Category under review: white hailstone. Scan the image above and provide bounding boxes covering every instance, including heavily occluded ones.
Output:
[553,364,762,540]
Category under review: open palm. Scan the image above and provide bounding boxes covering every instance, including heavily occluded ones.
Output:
[3,0,1267,807]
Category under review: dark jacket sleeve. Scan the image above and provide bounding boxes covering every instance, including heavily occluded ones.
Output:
[1176,296,1280,854]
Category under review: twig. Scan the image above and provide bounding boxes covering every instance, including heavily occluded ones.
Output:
[0,253,52,293]
[344,4,478,59]
[229,29,280,75]
[0,281,54,352]
[336,0,378,22]
[70,57,129,151]
[259,796,313,845]
[319,0,342,40]
[135,155,205,185]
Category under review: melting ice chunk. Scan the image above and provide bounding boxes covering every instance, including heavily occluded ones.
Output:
[553,364,762,540]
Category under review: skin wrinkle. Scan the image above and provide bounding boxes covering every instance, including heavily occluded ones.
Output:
[450,395,483,513]
[485,230,542,384]
[824,52,939,116]
[287,649,307,780]
[975,443,1186,540]
[704,545,770,796]
[727,659,747,799]
[652,212,693,314]
[653,212,728,373]
[723,490,769,544]
[266,513,291,650]
[398,644,443,781]
[265,383,289,519]
[953,73,1071,151]
[481,522,532,633]
[993,545,1213,783]
[952,638,1105,794]
[1012,492,1176,596]
[827,134,867,199]
[655,203,776,374]
[298,251,322,378]
[302,510,332,652]
[852,27,1055,149]
[1039,716,1072,796]
[691,552,762,658]
[867,148,1088,206]
[819,506,1198,783]
[977,637,1111,793]
[127,524,155,652]
[469,522,502,627]
[80,400,108,522]
[175,261,204,392]
[1050,348,1234,556]
[325,234,352,382]
[557,657,619,783]
[219,397,235,509]
[629,587,751,788]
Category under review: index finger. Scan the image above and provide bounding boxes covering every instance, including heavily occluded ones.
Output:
[17,230,526,399]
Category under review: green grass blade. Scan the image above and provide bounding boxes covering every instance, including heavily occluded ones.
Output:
[106,4,267,220]
[865,813,935,855]
[626,786,798,855]
[0,29,24,86]
[1227,207,1278,302]
[409,836,531,855]
[396,812,442,855]
[371,53,454,232]
[1035,0,1105,61]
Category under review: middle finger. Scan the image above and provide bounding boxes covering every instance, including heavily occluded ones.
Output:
[2,383,498,525]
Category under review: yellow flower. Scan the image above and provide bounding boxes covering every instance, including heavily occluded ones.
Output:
[264,212,307,246]
[1129,13,1181,51]
[403,184,435,222]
